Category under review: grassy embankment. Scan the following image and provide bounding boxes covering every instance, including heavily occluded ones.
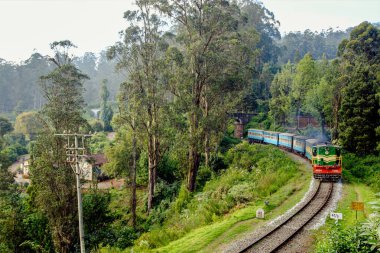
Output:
[123,143,313,253]
[312,154,380,252]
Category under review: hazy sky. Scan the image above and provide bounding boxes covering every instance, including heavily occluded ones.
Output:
[0,0,379,62]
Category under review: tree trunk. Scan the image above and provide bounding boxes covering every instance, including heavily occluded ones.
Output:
[188,144,200,192]
[296,105,300,130]
[131,127,137,227]
[147,135,155,213]
[204,91,210,168]
[332,95,341,141]
[187,109,201,192]
[204,132,210,168]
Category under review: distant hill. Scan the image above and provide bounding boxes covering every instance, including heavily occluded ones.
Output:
[277,21,379,64]
[0,51,124,115]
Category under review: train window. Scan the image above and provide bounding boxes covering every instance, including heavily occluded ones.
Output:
[312,148,317,156]
[336,148,341,157]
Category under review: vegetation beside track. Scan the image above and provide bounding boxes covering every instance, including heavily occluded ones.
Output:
[312,153,380,252]
[113,143,312,252]
[313,183,379,252]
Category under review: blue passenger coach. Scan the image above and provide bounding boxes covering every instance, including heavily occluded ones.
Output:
[248,129,264,143]
[263,131,279,146]
[293,136,308,154]
[305,139,320,160]
[278,133,295,149]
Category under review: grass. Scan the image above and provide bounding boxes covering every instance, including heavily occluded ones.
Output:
[336,183,377,227]
[151,151,313,253]
[311,183,378,252]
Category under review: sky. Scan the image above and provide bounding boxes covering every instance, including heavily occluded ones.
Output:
[0,0,379,62]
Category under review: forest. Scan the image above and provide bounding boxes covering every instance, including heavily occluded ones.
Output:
[0,0,379,252]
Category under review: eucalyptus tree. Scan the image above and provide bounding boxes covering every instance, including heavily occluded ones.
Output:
[291,53,318,130]
[100,80,113,132]
[269,61,294,126]
[108,0,167,212]
[30,40,89,252]
[157,0,258,191]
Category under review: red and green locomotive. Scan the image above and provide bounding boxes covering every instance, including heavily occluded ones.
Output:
[311,144,342,181]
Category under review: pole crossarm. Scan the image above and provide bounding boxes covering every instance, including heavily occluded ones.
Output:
[54,132,92,253]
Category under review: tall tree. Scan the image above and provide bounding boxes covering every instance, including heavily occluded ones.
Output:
[338,22,379,154]
[100,79,113,132]
[305,76,333,138]
[30,40,89,252]
[291,53,318,130]
[157,0,257,191]
[108,1,166,212]
[240,0,281,64]
[104,126,139,227]
[269,61,294,126]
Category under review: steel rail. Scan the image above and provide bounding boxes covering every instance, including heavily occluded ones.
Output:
[270,182,333,253]
[238,181,333,253]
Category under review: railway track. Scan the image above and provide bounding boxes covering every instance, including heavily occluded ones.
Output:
[238,181,334,253]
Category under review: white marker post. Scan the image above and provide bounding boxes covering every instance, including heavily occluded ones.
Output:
[330,212,343,224]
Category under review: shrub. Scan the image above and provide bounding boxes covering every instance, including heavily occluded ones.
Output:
[342,153,380,191]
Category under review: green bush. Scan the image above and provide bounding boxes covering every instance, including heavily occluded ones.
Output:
[315,219,379,253]
[342,153,380,191]
[219,135,241,153]
[89,132,110,154]
[0,144,28,163]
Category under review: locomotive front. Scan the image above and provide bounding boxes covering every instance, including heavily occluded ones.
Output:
[312,144,342,181]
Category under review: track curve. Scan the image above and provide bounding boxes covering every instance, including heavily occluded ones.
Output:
[238,181,334,253]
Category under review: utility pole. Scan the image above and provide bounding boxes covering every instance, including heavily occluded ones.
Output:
[55,132,92,253]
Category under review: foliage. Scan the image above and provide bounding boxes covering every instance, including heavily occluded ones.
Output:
[133,143,298,250]
[104,129,135,178]
[89,119,104,132]
[338,22,380,155]
[269,61,294,126]
[0,163,28,252]
[315,193,380,253]
[291,53,318,128]
[100,80,113,132]
[240,1,281,64]
[342,153,380,191]
[29,40,90,252]
[305,75,333,138]
[83,189,115,252]
[108,1,169,212]
[0,143,28,163]
[89,132,111,154]
[0,116,12,137]
[14,111,45,140]
[157,0,258,191]
[219,135,242,154]
[2,132,27,147]
[30,134,79,252]
[244,112,282,132]
[278,28,350,64]
[0,50,123,115]
[0,53,52,114]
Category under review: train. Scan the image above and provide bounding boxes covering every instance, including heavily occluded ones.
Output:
[247,129,342,181]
